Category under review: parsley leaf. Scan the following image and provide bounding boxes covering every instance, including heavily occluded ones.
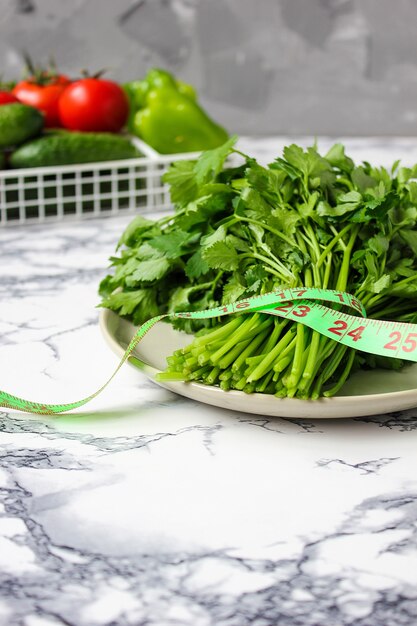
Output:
[400,229,417,255]
[117,215,156,249]
[100,289,149,316]
[194,135,238,185]
[126,258,171,283]
[203,241,239,271]
[149,229,195,259]
[162,160,198,205]
[200,225,227,249]
[185,250,210,279]
[244,265,268,292]
[325,143,354,173]
[222,275,246,304]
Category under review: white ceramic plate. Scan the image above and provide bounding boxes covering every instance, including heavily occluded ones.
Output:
[99,309,417,419]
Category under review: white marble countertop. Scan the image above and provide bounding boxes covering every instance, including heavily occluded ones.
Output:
[1,138,417,626]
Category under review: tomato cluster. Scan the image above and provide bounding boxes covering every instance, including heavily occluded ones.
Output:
[1,67,128,132]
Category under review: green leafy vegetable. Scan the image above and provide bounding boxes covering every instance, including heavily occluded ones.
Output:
[99,138,417,398]
[203,241,239,271]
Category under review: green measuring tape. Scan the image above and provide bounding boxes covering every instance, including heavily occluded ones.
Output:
[1,287,417,415]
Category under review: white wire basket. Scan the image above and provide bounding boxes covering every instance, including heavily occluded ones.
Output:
[0,137,201,226]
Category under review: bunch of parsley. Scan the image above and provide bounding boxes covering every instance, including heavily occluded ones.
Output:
[99,138,417,398]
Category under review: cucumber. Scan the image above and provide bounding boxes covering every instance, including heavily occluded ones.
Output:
[0,103,44,149]
[10,132,140,168]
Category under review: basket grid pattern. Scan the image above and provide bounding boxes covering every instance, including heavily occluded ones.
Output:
[0,138,200,226]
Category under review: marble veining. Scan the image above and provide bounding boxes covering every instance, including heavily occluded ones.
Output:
[1,138,417,625]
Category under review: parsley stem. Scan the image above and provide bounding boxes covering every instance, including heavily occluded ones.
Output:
[296,232,316,286]
[301,330,321,382]
[323,349,356,397]
[231,147,252,160]
[235,214,297,248]
[218,339,252,370]
[210,271,223,297]
[304,223,322,261]
[209,314,261,365]
[285,323,306,389]
[322,254,332,289]
[241,252,294,281]
[232,325,273,372]
[311,344,348,399]
[369,300,416,319]
[316,223,352,268]
[193,316,243,346]
[247,323,295,383]
[264,266,289,281]
[336,225,360,291]
[272,333,297,371]
[156,371,187,382]
[157,208,186,227]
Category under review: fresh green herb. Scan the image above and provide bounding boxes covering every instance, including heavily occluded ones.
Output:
[99,140,417,397]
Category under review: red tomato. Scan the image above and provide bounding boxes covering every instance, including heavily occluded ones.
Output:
[12,75,70,127]
[58,78,129,132]
[0,91,19,105]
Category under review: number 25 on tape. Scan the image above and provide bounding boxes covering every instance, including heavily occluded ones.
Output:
[384,331,417,353]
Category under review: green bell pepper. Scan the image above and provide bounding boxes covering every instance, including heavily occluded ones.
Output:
[124,68,228,154]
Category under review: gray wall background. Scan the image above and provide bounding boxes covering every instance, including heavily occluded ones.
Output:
[1,0,417,136]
